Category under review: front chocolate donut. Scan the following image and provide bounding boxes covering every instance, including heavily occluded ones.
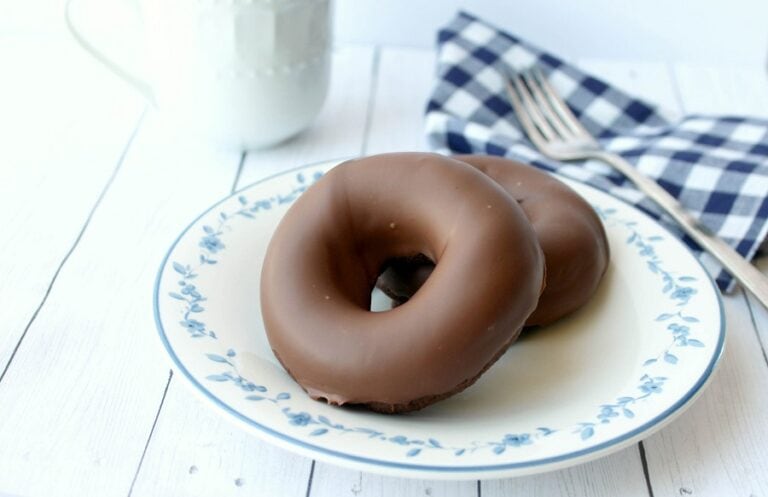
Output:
[260,153,545,413]
[378,154,610,327]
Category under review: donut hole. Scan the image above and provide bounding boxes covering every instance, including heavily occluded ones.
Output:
[261,153,546,412]
[369,287,392,312]
[372,254,435,311]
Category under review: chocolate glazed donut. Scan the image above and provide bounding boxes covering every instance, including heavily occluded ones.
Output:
[260,153,545,413]
[378,154,610,327]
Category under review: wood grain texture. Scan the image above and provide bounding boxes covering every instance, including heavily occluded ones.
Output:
[483,446,649,497]
[0,40,145,370]
[128,379,312,497]
[309,463,477,497]
[128,45,376,497]
[364,47,435,154]
[0,113,242,496]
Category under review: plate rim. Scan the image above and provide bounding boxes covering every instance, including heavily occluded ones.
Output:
[153,158,726,478]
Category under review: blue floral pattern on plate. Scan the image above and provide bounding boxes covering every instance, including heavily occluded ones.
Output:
[154,161,725,477]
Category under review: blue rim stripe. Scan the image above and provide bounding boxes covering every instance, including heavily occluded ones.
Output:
[153,160,726,475]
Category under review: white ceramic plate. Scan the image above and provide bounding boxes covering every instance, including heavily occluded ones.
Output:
[154,159,724,480]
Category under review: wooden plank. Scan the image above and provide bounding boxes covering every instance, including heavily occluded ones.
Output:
[640,65,768,497]
[309,463,476,497]
[0,39,145,371]
[484,446,648,497]
[128,45,376,497]
[128,380,311,497]
[0,111,242,496]
[364,47,436,154]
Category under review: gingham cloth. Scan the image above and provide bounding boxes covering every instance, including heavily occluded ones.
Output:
[426,11,768,291]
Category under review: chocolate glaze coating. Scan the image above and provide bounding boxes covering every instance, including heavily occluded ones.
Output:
[260,153,545,413]
[377,154,610,327]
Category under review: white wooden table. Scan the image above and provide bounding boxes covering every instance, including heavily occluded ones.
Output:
[2,32,768,497]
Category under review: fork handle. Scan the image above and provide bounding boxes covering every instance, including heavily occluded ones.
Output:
[594,150,768,308]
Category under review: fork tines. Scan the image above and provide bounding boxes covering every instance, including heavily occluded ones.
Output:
[505,68,592,146]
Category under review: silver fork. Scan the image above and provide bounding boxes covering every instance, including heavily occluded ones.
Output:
[506,68,768,309]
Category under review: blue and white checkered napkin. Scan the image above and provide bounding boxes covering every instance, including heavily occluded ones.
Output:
[426,11,768,291]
